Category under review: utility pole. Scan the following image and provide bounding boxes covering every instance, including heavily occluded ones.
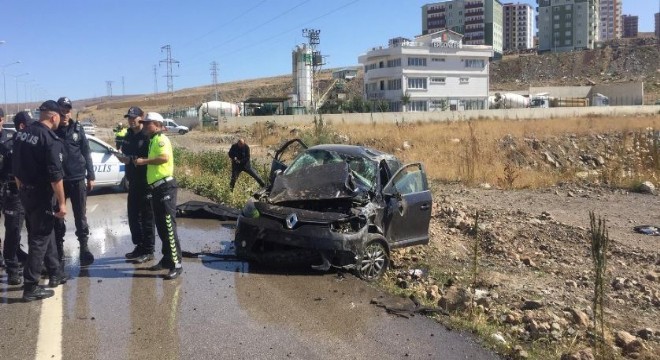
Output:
[159,45,179,94]
[153,65,158,94]
[302,28,322,112]
[106,80,114,97]
[121,76,125,96]
[210,61,219,101]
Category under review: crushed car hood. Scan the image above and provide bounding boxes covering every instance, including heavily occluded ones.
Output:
[269,162,358,204]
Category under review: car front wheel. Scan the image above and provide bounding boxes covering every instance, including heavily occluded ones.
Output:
[178,129,187,135]
[356,235,389,281]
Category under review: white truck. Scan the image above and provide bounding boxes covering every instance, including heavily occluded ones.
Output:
[488,93,530,109]
[198,101,241,125]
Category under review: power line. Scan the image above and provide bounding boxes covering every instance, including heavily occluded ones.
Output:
[159,45,180,94]
[179,0,268,49]
[188,0,312,61]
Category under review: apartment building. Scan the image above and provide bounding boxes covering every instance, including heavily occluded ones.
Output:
[622,15,638,38]
[502,2,535,50]
[656,12,660,39]
[599,0,622,41]
[358,30,494,112]
[422,0,503,56]
[537,0,600,52]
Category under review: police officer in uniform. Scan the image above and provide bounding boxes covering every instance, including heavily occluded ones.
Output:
[0,111,33,285]
[116,106,155,263]
[13,100,67,301]
[114,123,127,150]
[133,112,182,280]
[53,97,95,268]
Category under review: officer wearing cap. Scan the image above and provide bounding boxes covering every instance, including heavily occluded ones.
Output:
[133,112,182,280]
[115,106,155,263]
[0,111,33,285]
[53,96,95,269]
[13,100,67,301]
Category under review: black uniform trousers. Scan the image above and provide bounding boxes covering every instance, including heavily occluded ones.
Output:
[54,180,90,257]
[19,186,60,286]
[150,180,182,269]
[230,162,265,190]
[2,183,26,276]
[127,184,155,254]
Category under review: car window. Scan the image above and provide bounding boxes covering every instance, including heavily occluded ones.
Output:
[390,164,425,195]
[88,138,108,153]
[284,149,377,188]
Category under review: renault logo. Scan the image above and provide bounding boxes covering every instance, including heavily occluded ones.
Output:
[285,213,298,229]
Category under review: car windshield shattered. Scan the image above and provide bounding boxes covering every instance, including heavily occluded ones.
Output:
[284,149,378,189]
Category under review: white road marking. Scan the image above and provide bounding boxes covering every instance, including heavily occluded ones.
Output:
[35,286,63,360]
[88,204,99,213]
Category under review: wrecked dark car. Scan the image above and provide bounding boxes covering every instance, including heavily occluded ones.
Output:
[234,139,432,280]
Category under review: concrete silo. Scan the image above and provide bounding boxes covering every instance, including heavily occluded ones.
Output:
[291,44,313,110]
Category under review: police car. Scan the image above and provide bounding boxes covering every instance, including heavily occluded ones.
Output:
[87,135,128,191]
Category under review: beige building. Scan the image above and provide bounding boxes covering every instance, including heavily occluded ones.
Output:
[599,0,622,41]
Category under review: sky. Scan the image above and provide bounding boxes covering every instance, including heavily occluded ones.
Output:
[0,0,657,103]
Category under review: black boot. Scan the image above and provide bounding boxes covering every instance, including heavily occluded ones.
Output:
[7,272,23,286]
[49,260,69,287]
[79,238,94,266]
[23,284,55,302]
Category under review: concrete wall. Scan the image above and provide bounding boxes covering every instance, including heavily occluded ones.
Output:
[220,105,660,127]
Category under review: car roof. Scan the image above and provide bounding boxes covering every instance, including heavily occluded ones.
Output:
[308,144,397,163]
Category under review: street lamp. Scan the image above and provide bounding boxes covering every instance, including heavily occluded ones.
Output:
[13,72,29,114]
[2,61,20,113]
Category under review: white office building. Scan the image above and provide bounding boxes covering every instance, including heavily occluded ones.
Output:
[502,2,535,50]
[358,30,494,112]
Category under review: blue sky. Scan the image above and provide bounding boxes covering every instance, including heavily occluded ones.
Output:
[1,0,656,102]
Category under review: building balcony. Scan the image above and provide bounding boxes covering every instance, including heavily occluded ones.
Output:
[465,2,483,10]
[427,8,445,15]
[466,10,484,17]
[465,19,484,25]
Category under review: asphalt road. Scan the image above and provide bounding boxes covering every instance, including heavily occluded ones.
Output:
[0,189,499,360]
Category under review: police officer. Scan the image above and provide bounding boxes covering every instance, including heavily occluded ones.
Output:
[13,100,67,301]
[228,138,265,191]
[133,112,182,280]
[116,106,155,263]
[0,107,6,270]
[0,111,32,285]
[53,97,95,268]
[114,123,127,150]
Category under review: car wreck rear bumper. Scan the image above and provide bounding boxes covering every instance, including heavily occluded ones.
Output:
[234,214,367,265]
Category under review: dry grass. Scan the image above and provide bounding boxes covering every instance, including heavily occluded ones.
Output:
[253,114,660,189]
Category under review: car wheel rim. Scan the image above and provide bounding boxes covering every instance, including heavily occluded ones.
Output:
[360,242,386,280]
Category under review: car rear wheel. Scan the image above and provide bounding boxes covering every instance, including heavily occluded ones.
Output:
[356,235,389,281]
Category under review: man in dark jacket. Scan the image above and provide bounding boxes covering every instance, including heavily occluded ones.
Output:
[116,106,155,263]
[0,111,32,285]
[54,97,95,270]
[13,100,67,301]
[228,138,265,191]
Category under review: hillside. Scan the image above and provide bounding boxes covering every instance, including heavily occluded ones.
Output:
[75,37,658,127]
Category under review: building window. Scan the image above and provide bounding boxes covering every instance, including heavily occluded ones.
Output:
[459,77,469,84]
[407,78,427,89]
[464,59,485,68]
[366,83,377,92]
[430,77,446,84]
[431,57,446,62]
[387,58,401,67]
[409,101,428,112]
[387,79,402,90]
[407,57,427,66]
